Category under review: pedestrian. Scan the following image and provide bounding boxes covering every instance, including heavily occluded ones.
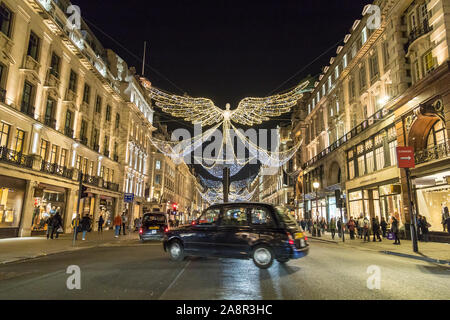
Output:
[391,217,400,245]
[46,214,54,240]
[417,215,423,241]
[113,214,122,238]
[363,216,371,242]
[121,212,128,235]
[98,214,104,234]
[337,218,342,238]
[329,218,336,240]
[51,211,63,239]
[80,214,91,241]
[347,217,356,240]
[321,218,326,235]
[421,216,431,242]
[380,217,388,238]
[446,217,450,235]
[307,219,312,233]
[442,203,449,232]
[372,217,382,242]
[357,215,364,239]
[72,214,80,240]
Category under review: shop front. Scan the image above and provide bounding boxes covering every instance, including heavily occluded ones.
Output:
[100,196,116,230]
[0,175,26,238]
[414,170,450,232]
[31,184,67,236]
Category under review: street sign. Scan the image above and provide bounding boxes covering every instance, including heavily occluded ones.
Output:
[124,193,134,203]
[396,146,415,168]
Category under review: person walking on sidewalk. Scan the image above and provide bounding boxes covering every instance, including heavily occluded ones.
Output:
[380,217,388,238]
[372,217,382,242]
[80,214,91,241]
[363,216,371,242]
[421,216,431,242]
[329,218,336,240]
[113,214,122,238]
[46,214,54,240]
[392,217,400,245]
[51,211,63,239]
[337,218,342,238]
[98,214,104,234]
[446,216,450,235]
[357,215,364,239]
[442,203,449,232]
[121,212,128,235]
[347,217,356,240]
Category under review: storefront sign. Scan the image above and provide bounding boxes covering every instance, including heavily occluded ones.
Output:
[124,193,134,203]
[397,147,415,168]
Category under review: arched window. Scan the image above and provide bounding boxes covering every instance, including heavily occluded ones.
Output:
[426,120,446,148]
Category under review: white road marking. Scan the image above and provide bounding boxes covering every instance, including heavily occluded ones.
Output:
[158,260,191,300]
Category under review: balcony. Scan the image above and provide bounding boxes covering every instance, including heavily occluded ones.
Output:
[41,162,73,179]
[405,20,433,52]
[0,147,33,168]
[0,32,13,57]
[64,89,77,103]
[64,127,74,138]
[20,104,35,118]
[82,174,100,187]
[415,140,450,166]
[43,115,56,129]
[101,179,119,192]
[80,102,90,114]
[93,144,100,152]
[45,72,60,89]
[103,150,110,158]
[0,88,6,103]
[113,155,119,162]
[79,137,88,146]
[22,55,41,74]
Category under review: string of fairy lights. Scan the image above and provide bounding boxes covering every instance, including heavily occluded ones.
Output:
[141,79,311,203]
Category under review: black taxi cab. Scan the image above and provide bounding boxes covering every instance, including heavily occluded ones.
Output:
[162,203,309,269]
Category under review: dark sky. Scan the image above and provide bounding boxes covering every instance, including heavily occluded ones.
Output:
[71,0,370,181]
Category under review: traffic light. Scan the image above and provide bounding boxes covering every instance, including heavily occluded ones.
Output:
[80,185,89,199]
[172,203,178,211]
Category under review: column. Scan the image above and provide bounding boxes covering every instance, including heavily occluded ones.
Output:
[18,180,35,237]
[64,189,77,233]
[92,193,100,231]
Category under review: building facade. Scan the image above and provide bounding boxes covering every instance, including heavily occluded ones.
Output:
[291,0,450,239]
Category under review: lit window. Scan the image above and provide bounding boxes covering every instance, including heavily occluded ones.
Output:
[375,147,385,170]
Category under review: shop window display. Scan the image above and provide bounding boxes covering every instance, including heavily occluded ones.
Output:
[416,184,450,232]
[32,191,65,233]
[0,176,25,229]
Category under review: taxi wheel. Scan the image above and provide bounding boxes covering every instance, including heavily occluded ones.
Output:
[168,240,185,261]
[276,257,290,264]
[252,245,274,269]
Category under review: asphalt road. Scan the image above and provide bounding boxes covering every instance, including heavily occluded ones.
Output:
[0,239,448,300]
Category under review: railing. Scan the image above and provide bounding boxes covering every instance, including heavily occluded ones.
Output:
[20,104,35,118]
[64,127,74,138]
[415,140,450,165]
[405,20,433,51]
[93,144,100,152]
[104,180,119,192]
[43,115,56,129]
[41,161,73,179]
[0,88,6,103]
[113,155,119,162]
[0,146,33,168]
[82,174,100,187]
[80,137,88,146]
[103,150,110,158]
[302,108,390,170]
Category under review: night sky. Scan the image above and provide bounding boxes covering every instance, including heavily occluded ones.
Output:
[71,0,370,181]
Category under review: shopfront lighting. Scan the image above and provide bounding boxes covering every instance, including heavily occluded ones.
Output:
[313,181,320,189]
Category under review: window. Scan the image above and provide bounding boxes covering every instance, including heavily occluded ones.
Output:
[89,161,94,176]
[361,27,368,45]
[222,207,248,226]
[100,166,104,179]
[343,54,348,68]
[82,83,91,104]
[349,77,355,100]
[0,122,10,147]
[155,160,161,170]
[426,120,446,148]
[13,129,24,153]
[375,147,385,170]
[423,51,435,73]
[60,149,67,167]
[328,77,332,92]
[45,98,55,122]
[103,135,109,154]
[389,141,398,166]
[198,208,220,225]
[250,207,274,226]
[359,65,367,91]
[366,151,374,174]
[21,81,34,113]
[27,31,40,61]
[50,53,60,78]
[0,3,13,37]
[68,70,78,93]
[370,54,379,80]
[348,150,355,180]
[358,155,365,176]
[40,139,49,161]
[106,105,111,122]
[335,66,339,80]
[50,145,58,164]
[92,128,99,149]
[115,113,120,129]
[155,174,161,185]
[382,42,390,67]
[64,110,72,130]
[95,95,102,113]
[76,155,82,170]
[80,120,87,141]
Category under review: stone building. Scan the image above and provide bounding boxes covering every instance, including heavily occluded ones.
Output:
[291,0,450,240]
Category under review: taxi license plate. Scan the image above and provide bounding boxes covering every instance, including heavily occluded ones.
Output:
[152,230,157,234]
[295,233,304,239]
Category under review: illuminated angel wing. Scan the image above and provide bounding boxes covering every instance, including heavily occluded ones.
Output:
[144,86,224,126]
[230,81,310,126]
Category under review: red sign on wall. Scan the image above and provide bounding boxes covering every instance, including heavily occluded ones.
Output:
[396,147,415,168]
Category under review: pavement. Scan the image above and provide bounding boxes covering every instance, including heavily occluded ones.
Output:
[308,231,450,266]
[0,229,140,265]
[0,240,448,300]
